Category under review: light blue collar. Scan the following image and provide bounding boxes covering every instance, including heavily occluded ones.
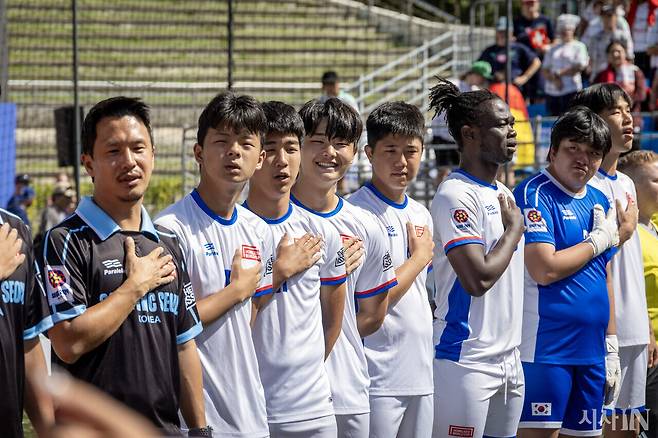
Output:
[75,196,159,242]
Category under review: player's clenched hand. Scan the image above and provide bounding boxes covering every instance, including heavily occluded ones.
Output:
[406,223,433,266]
[498,195,524,235]
[230,249,263,301]
[617,194,639,245]
[585,204,620,257]
[0,223,25,280]
[343,237,363,275]
[123,237,176,299]
[274,232,322,280]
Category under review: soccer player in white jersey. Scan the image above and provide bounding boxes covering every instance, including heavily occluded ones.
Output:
[348,101,435,437]
[428,79,526,438]
[156,92,315,437]
[570,84,647,436]
[291,98,398,438]
[514,107,627,437]
[245,101,347,437]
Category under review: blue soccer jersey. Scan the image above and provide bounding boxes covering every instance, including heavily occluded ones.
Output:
[514,170,616,365]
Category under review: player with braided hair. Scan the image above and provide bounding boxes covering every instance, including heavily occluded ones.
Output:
[429,78,526,437]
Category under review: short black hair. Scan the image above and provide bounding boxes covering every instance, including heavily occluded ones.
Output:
[569,83,632,115]
[606,39,627,54]
[81,96,153,156]
[322,71,338,84]
[298,98,363,145]
[366,101,425,148]
[428,77,500,150]
[550,106,612,157]
[196,91,267,146]
[262,101,305,143]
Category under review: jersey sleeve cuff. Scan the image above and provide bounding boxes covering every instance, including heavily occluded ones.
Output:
[51,304,87,325]
[23,315,55,340]
[321,273,347,286]
[355,278,398,299]
[176,321,203,345]
[254,284,274,297]
[427,263,433,274]
[444,236,484,254]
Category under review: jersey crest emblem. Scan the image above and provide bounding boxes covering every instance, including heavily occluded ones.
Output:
[382,251,393,271]
[414,225,425,237]
[335,248,346,267]
[45,265,73,306]
[241,244,261,261]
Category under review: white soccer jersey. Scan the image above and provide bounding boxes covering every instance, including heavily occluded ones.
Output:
[155,190,274,437]
[349,183,434,396]
[431,170,524,363]
[291,194,398,415]
[590,169,649,347]
[246,201,347,424]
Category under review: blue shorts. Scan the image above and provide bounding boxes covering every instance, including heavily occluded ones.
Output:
[519,361,605,436]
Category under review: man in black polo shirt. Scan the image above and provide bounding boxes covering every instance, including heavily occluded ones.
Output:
[39,97,210,436]
[0,209,53,438]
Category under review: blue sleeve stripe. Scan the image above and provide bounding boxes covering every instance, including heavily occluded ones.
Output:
[444,237,484,254]
[355,278,398,299]
[427,263,434,274]
[51,304,86,325]
[23,315,55,340]
[321,274,347,286]
[176,321,203,345]
[254,285,274,297]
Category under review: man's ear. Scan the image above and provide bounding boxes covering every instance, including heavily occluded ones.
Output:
[81,153,94,178]
[461,125,477,143]
[193,143,203,166]
[364,145,374,162]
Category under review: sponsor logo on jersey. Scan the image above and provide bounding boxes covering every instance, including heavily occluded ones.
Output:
[335,248,346,267]
[203,242,219,256]
[561,209,576,220]
[382,251,393,271]
[450,208,473,232]
[102,259,124,275]
[241,244,261,261]
[386,225,397,237]
[183,282,195,310]
[265,255,274,275]
[524,208,548,233]
[448,425,475,437]
[46,265,73,306]
[531,402,552,416]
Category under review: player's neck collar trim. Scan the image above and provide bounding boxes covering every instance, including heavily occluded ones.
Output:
[290,193,343,218]
[191,189,238,225]
[365,182,408,209]
[541,169,587,199]
[597,168,618,180]
[242,201,293,224]
[76,196,159,242]
[453,168,498,190]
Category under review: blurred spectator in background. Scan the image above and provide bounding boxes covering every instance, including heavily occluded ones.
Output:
[543,14,589,115]
[584,2,635,80]
[593,40,646,128]
[319,71,359,113]
[514,0,554,101]
[628,0,658,79]
[6,174,35,227]
[581,0,632,38]
[38,182,76,237]
[478,17,541,101]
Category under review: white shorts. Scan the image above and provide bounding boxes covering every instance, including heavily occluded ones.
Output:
[432,349,525,438]
[607,344,648,414]
[269,414,337,437]
[335,413,369,438]
[369,394,433,438]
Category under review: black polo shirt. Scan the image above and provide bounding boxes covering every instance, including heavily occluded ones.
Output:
[38,197,202,431]
[0,209,52,438]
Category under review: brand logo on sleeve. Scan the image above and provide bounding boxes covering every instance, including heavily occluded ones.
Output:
[264,255,274,275]
[335,248,346,267]
[382,252,393,271]
[46,265,73,306]
[183,282,196,310]
[452,209,469,223]
[241,244,261,261]
[531,402,552,416]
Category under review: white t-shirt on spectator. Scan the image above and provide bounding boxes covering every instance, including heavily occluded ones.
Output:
[543,40,589,96]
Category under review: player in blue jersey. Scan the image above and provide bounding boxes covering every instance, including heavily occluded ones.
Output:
[514,107,626,437]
